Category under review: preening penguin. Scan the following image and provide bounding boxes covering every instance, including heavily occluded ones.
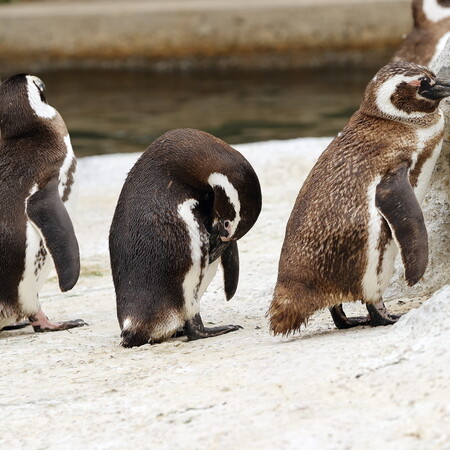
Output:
[0,74,86,332]
[269,61,450,336]
[109,128,261,347]
[393,0,450,67]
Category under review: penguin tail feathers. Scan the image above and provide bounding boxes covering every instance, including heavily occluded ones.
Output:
[120,328,150,348]
[268,283,313,336]
[119,310,185,347]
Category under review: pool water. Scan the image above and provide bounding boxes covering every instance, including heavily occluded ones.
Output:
[42,67,377,157]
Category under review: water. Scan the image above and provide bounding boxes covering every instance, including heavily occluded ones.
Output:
[41,67,376,157]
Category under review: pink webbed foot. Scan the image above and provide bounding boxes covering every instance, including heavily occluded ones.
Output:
[29,308,88,332]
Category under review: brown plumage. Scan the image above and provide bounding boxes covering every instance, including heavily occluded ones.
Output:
[393,0,450,66]
[269,61,450,336]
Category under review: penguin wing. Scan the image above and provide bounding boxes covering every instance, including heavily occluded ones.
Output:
[27,175,80,292]
[375,163,428,286]
[221,240,239,300]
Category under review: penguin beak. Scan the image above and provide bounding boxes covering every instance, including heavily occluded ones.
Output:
[420,78,450,100]
[220,233,232,242]
[209,225,230,263]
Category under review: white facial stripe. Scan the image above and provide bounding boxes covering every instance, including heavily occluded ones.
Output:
[429,32,450,69]
[375,74,427,120]
[207,172,241,237]
[422,0,450,22]
[26,75,56,119]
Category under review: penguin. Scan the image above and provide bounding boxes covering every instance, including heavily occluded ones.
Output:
[269,61,450,335]
[109,128,262,347]
[393,0,450,67]
[0,74,86,332]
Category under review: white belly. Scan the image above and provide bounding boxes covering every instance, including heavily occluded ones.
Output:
[362,176,383,302]
[178,198,220,319]
[413,139,443,204]
[17,221,53,316]
[361,176,400,302]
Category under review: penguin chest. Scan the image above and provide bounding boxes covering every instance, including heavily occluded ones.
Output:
[430,31,450,68]
[410,114,444,204]
[18,221,50,315]
[177,198,217,318]
[361,177,398,302]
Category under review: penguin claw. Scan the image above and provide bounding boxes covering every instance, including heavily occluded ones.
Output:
[366,302,401,326]
[184,314,242,340]
[29,309,88,332]
[329,304,369,329]
[32,319,88,333]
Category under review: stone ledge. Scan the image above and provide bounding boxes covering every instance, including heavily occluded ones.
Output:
[0,0,411,72]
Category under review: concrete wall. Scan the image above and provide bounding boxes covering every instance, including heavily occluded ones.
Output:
[0,0,411,72]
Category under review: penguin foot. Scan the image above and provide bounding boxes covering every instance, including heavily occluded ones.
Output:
[366,302,400,327]
[329,304,369,329]
[30,308,88,332]
[120,329,151,347]
[1,320,32,331]
[184,314,242,341]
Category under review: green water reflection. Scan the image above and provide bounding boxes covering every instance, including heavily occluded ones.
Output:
[41,67,376,157]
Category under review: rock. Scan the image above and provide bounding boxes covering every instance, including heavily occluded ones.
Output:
[385,39,450,301]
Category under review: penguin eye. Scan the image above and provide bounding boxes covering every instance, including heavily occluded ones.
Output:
[223,220,231,229]
[33,81,43,92]
[33,81,46,102]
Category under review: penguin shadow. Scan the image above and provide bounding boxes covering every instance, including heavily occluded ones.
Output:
[0,322,83,339]
[0,327,34,339]
[271,297,423,344]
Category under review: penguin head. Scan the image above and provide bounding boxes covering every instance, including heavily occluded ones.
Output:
[361,61,450,121]
[208,173,241,242]
[0,74,56,137]
[413,0,450,27]
[208,170,261,242]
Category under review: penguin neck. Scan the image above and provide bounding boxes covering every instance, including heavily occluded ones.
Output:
[414,0,450,26]
[1,114,63,141]
[360,104,443,128]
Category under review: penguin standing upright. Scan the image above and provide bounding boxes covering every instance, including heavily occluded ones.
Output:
[109,128,261,347]
[269,61,450,335]
[0,74,86,332]
[393,0,450,67]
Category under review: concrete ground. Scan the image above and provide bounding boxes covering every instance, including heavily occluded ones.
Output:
[0,0,411,73]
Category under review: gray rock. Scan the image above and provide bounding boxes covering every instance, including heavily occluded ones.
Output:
[385,39,450,301]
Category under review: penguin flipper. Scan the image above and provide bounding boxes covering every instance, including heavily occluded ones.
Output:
[27,175,80,292]
[221,240,239,300]
[375,163,428,286]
